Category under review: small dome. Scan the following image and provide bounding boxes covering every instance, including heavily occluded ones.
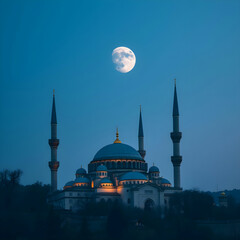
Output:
[93,143,143,161]
[161,178,171,185]
[74,177,90,184]
[100,178,112,184]
[149,166,159,173]
[120,172,147,181]
[64,181,74,187]
[96,165,107,171]
[76,167,87,175]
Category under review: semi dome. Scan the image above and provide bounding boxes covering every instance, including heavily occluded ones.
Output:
[100,178,112,184]
[100,178,113,187]
[149,166,159,173]
[96,165,107,171]
[161,178,171,185]
[120,172,147,181]
[64,181,74,189]
[73,177,90,187]
[93,143,143,161]
[76,167,87,175]
[74,177,90,184]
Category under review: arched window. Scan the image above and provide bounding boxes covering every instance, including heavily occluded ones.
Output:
[117,161,121,168]
[133,162,136,168]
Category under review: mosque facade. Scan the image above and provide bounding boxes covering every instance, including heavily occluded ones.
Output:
[47,83,183,211]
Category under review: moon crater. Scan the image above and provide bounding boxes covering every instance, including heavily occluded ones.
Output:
[112,47,136,73]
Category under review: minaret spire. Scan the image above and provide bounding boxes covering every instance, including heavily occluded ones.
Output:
[173,79,179,117]
[138,106,146,159]
[51,90,57,124]
[48,91,60,192]
[170,79,182,189]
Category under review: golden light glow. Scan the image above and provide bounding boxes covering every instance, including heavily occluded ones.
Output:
[73,183,89,187]
[119,180,147,185]
[117,186,123,194]
[97,188,116,193]
[162,183,171,187]
[100,183,113,187]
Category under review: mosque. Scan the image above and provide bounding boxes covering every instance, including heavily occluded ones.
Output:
[47,83,183,211]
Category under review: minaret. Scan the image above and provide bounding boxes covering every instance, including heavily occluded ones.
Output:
[138,106,146,159]
[48,90,60,192]
[170,80,182,189]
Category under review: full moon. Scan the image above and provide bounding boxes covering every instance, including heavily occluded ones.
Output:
[112,47,136,73]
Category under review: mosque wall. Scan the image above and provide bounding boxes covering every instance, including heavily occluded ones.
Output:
[117,186,133,206]
[132,185,162,208]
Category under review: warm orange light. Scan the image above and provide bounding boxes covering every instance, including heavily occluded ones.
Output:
[117,186,123,194]
[97,188,116,193]
[73,183,89,187]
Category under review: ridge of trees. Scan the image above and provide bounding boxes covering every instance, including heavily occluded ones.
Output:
[0,169,239,240]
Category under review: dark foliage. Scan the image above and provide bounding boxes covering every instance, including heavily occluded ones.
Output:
[0,169,239,240]
[168,190,214,220]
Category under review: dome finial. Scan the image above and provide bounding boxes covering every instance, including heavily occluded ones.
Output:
[114,127,121,143]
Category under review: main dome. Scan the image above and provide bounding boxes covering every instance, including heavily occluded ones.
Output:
[93,143,143,161]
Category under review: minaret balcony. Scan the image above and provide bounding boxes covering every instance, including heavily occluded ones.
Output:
[170,132,182,142]
[171,156,182,166]
[49,161,60,171]
[48,139,59,147]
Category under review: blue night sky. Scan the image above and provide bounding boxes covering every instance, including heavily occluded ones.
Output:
[0,0,239,191]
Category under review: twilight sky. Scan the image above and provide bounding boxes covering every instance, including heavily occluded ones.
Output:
[0,0,239,191]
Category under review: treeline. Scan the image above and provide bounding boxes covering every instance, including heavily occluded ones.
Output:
[0,169,240,240]
[169,190,240,221]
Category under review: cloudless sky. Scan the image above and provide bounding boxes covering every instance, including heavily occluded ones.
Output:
[0,0,239,191]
